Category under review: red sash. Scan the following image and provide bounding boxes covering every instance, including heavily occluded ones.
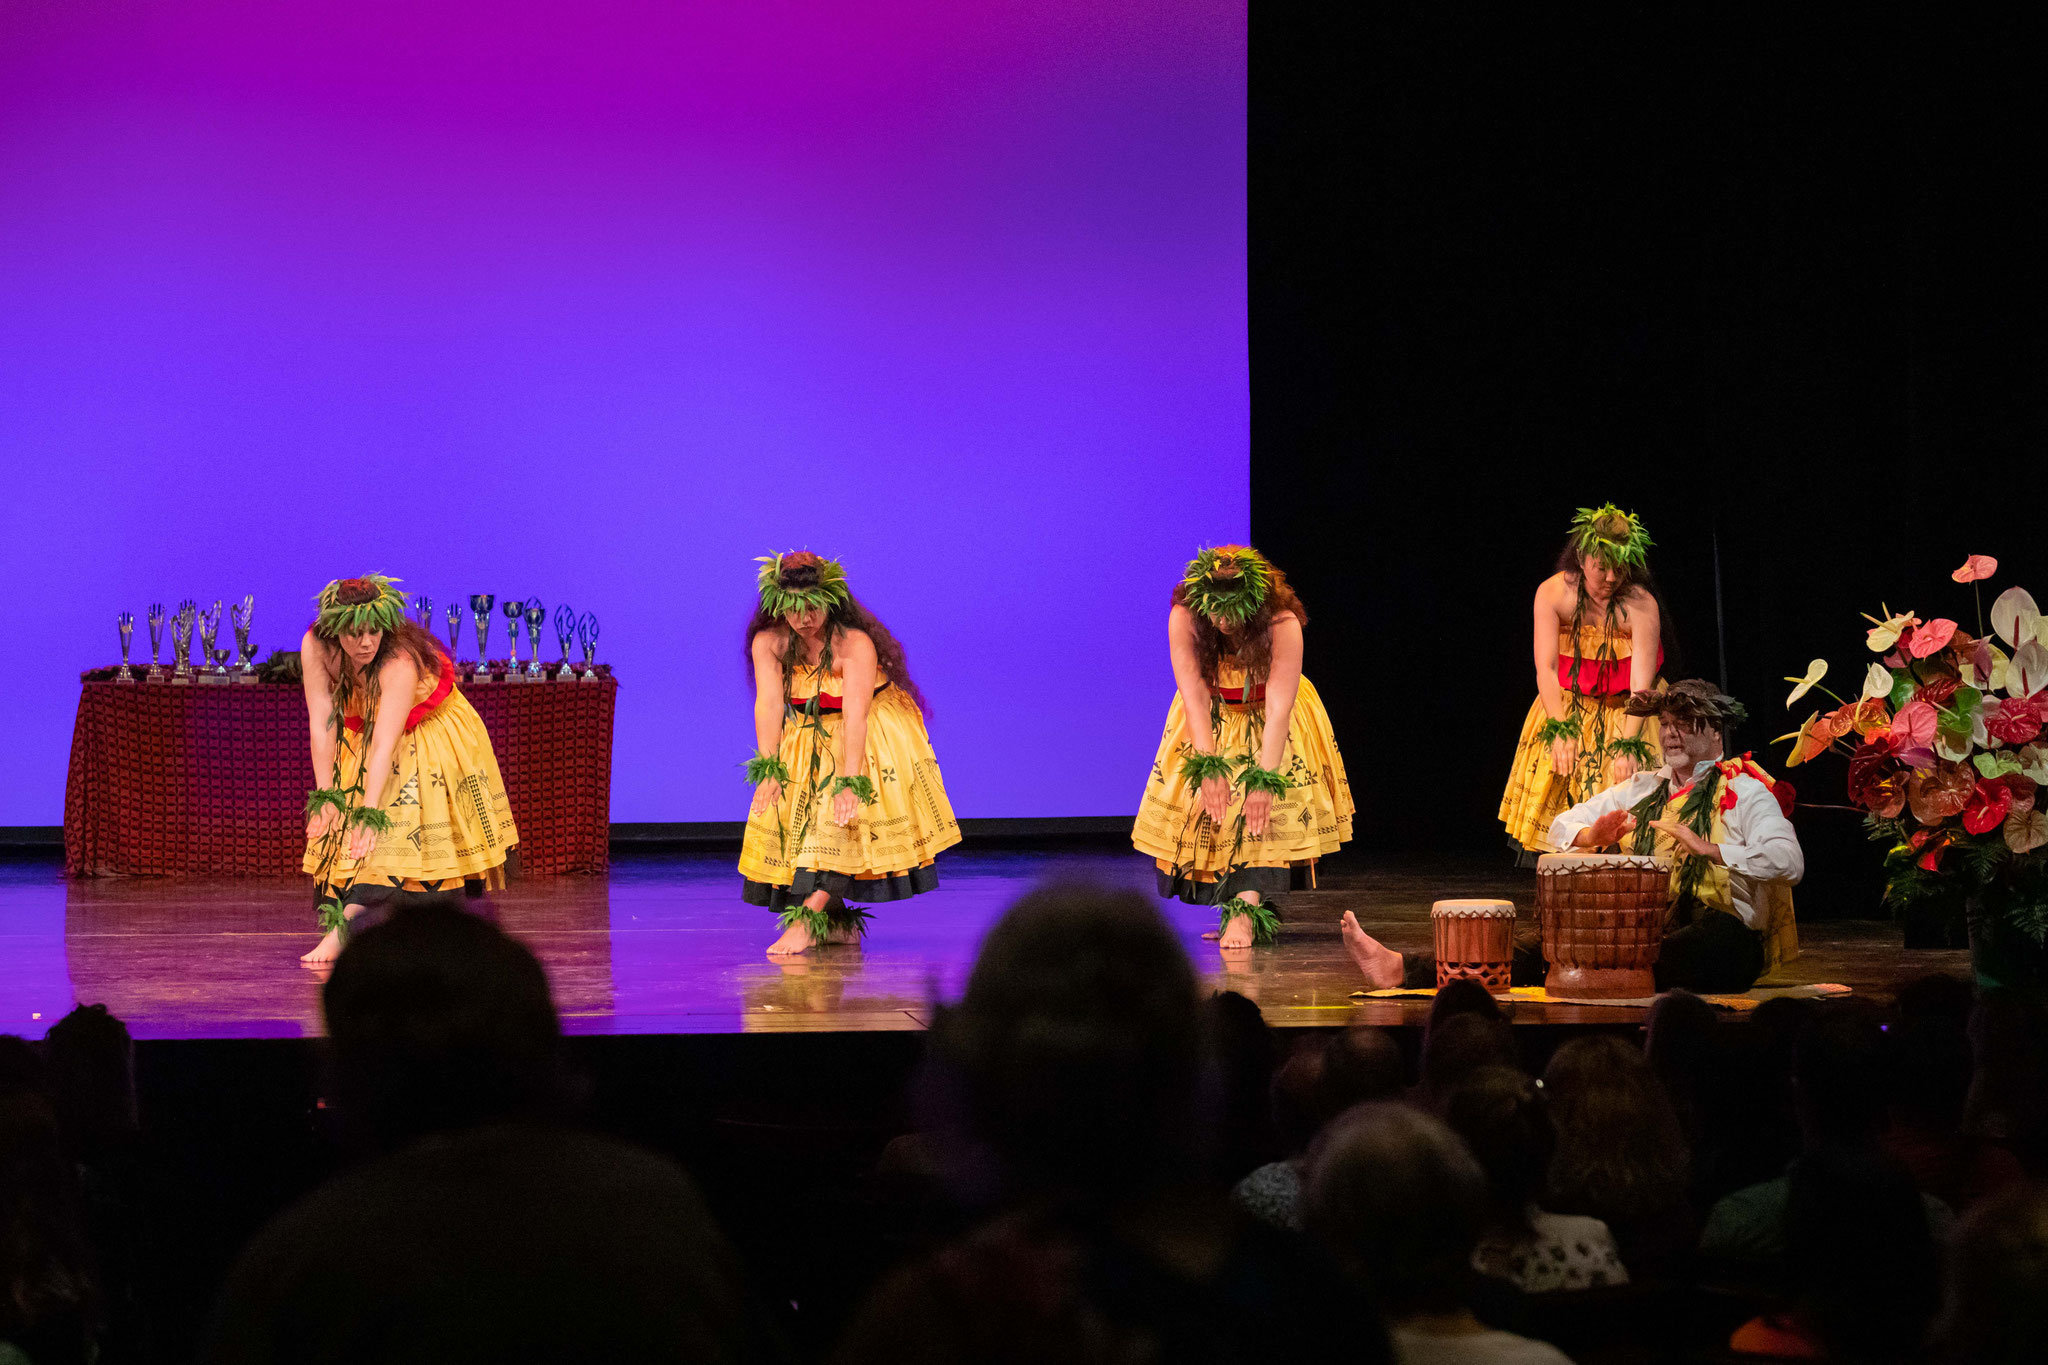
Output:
[343,652,455,734]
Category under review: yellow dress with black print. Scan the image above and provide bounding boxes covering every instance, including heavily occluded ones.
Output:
[304,653,518,897]
[739,664,961,909]
[1499,617,1663,852]
[1132,659,1353,904]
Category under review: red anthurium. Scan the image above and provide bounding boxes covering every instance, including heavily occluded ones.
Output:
[1909,827,1951,871]
[1987,695,2047,747]
[1963,779,2016,835]
[1953,555,1999,583]
[1771,778,1797,817]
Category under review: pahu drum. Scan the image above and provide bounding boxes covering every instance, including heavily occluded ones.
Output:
[1535,852,1669,999]
[1431,899,1517,990]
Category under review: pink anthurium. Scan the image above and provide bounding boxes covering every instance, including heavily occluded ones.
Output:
[1953,555,1999,583]
[1908,619,1958,658]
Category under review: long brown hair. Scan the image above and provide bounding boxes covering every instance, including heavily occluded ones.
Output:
[311,616,445,720]
[1171,557,1307,687]
[742,552,929,716]
[1541,1035,1690,1223]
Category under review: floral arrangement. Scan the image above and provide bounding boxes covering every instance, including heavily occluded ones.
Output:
[1779,554,2048,944]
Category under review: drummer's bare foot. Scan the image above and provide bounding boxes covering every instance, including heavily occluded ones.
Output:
[1340,911,1406,990]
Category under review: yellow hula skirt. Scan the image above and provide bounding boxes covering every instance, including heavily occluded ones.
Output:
[303,670,519,897]
[1499,622,1663,851]
[739,670,961,910]
[1132,669,1353,904]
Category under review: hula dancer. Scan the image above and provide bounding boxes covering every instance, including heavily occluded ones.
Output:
[1500,504,1672,854]
[740,552,960,956]
[1132,546,1353,948]
[299,575,518,964]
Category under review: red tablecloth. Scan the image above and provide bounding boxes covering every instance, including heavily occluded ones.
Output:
[64,676,616,877]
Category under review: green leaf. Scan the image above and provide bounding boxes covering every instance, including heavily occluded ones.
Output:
[1888,669,1918,711]
[1975,750,2024,779]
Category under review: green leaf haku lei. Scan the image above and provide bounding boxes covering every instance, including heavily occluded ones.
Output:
[313,573,409,637]
[755,551,851,618]
[1216,896,1282,945]
[1180,546,1273,625]
[1568,504,1654,571]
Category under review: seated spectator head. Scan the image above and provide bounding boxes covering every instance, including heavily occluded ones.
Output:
[0,1037,48,1102]
[1786,1144,1939,1363]
[1427,977,1503,1036]
[1938,1180,2048,1364]
[1542,1034,1689,1222]
[1205,989,1277,1176]
[934,882,1202,1199]
[1888,1016,1973,1138]
[0,1091,98,1350]
[1442,1065,1553,1239]
[42,1004,137,1158]
[322,896,568,1152]
[1418,1011,1519,1106]
[1269,1038,1332,1160]
[1324,1025,1406,1111]
[1793,1003,1889,1149]
[1305,1102,1486,1320]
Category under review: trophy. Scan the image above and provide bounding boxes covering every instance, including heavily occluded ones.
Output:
[146,603,166,681]
[444,603,463,661]
[415,594,434,630]
[501,599,525,682]
[469,594,495,680]
[197,601,229,683]
[576,611,600,681]
[523,599,546,679]
[231,596,257,681]
[552,605,577,680]
[170,600,197,684]
[116,612,137,682]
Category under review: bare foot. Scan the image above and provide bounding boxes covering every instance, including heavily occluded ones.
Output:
[299,928,343,965]
[767,920,819,956]
[1340,911,1406,990]
[1217,913,1257,949]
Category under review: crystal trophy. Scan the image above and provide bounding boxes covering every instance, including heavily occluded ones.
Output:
[552,605,577,681]
[231,595,257,681]
[146,603,166,682]
[444,603,463,662]
[469,594,495,681]
[415,594,433,630]
[170,600,197,684]
[501,600,526,683]
[116,612,137,682]
[197,601,229,684]
[576,611,600,681]
[523,599,546,679]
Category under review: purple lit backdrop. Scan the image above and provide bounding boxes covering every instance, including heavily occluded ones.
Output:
[0,1,1246,825]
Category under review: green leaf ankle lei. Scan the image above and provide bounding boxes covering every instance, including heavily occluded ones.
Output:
[745,753,792,786]
[775,896,874,944]
[1216,896,1282,944]
[1180,752,1235,790]
[828,775,877,804]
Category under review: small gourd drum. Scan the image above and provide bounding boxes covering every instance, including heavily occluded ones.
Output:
[1431,899,1517,990]
[1535,852,1670,998]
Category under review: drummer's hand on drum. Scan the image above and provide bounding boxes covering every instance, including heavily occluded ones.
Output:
[1575,808,1636,849]
[751,777,782,815]
[1200,773,1231,827]
[1549,735,1580,776]
[1649,818,1720,861]
[1244,788,1274,838]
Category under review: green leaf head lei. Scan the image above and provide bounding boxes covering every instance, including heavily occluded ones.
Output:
[1180,545,1273,625]
[1567,505,1654,572]
[314,574,409,637]
[756,551,852,619]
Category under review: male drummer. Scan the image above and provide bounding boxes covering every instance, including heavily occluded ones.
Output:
[1344,680,1803,995]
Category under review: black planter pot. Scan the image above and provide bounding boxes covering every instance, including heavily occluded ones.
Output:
[1968,900,2048,991]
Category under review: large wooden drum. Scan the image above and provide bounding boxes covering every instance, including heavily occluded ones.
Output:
[1431,899,1517,990]
[1535,853,1669,998]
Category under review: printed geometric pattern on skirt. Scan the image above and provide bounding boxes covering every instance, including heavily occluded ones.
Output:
[738,668,960,902]
[302,685,518,887]
[1500,620,1662,852]
[1132,667,1353,900]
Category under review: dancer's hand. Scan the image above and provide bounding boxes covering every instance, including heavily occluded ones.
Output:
[832,787,859,827]
[1608,752,1640,784]
[1200,773,1230,826]
[1549,735,1580,776]
[1244,788,1275,838]
[751,777,781,815]
[345,820,379,862]
[306,804,341,842]
[1575,808,1636,849]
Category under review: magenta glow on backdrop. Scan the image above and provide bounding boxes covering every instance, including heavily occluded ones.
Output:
[0,1,1245,825]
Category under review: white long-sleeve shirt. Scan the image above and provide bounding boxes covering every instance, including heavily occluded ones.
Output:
[1546,763,1805,933]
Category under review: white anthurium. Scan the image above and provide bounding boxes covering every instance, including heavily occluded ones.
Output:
[1985,642,2012,692]
[1864,606,1917,652]
[1784,659,1829,708]
[1862,662,1893,701]
[1936,728,1974,763]
[2010,641,2048,698]
[1991,586,2041,648]
[2006,808,2048,855]
[2022,744,2048,784]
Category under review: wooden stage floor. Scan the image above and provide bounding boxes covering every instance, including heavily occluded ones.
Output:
[0,847,1970,1040]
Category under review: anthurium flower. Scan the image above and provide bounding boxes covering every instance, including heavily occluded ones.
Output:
[2005,808,2048,855]
[2009,641,2048,698]
[1954,554,1999,583]
[1987,695,2048,746]
[1964,640,2009,692]
[1975,749,2025,780]
[1784,659,1829,707]
[1909,619,1959,659]
[1963,779,2015,835]
[1909,827,1953,870]
[1996,773,2038,815]
[2022,744,2048,784]
[1907,762,1975,825]
[1864,605,1920,653]
[1991,586,2040,649]
[1846,698,1892,738]
[1892,699,1939,749]
[1862,663,1893,701]
[1777,714,1827,768]
[1848,736,1910,817]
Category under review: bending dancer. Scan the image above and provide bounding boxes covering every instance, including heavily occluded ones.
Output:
[1132,546,1353,948]
[1349,680,1800,995]
[1500,504,1671,855]
[739,552,960,956]
[300,575,518,964]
